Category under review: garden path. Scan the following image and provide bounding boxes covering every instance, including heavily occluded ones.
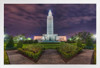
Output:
[6,49,94,64]
[37,49,65,64]
[6,50,35,64]
[67,49,94,64]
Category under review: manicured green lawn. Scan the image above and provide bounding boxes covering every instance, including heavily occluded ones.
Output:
[4,51,9,64]
[5,42,64,50]
[22,42,65,49]
[68,43,77,45]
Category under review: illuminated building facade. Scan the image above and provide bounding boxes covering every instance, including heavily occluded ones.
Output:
[33,10,67,42]
[34,36,67,42]
[42,10,58,41]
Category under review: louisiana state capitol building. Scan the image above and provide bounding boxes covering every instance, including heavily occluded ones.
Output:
[42,10,58,41]
[34,10,67,42]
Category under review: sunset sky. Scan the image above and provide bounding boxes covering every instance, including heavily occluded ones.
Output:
[4,4,96,38]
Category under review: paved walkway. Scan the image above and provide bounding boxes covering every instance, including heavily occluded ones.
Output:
[67,49,94,64]
[6,49,94,64]
[6,50,35,64]
[37,49,65,64]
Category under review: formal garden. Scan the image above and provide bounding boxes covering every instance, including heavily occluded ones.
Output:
[4,32,96,64]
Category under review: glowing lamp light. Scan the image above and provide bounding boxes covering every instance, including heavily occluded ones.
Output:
[92,34,96,39]
[20,37,23,40]
[69,38,72,41]
[4,35,6,38]
[4,34,7,38]
[27,38,31,40]
[76,37,79,40]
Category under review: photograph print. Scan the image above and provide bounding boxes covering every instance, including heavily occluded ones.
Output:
[4,4,96,64]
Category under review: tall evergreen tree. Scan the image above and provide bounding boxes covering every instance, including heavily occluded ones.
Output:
[6,36,15,50]
[77,39,82,48]
[17,40,23,48]
[85,36,94,49]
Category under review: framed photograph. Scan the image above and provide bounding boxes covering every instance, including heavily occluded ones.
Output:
[0,0,100,68]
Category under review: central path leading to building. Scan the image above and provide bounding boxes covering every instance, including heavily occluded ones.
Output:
[37,49,65,64]
[6,50,35,64]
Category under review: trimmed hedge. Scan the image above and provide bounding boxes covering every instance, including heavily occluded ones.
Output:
[18,47,43,62]
[94,47,96,64]
[23,40,34,44]
[58,44,82,59]
[4,51,10,64]
[84,46,94,49]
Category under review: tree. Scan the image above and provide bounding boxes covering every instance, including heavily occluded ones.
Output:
[23,40,33,44]
[77,38,83,48]
[6,36,15,50]
[69,32,92,43]
[75,32,92,43]
[67,36,76,43]
[13,34,26,43]
[17,41,23,48]
[85,36,94,49]
[4,34,10,44]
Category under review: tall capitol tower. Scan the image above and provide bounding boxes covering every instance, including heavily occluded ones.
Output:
[47,10,53,35]
[34,10,67,42]
[42,10,58,41]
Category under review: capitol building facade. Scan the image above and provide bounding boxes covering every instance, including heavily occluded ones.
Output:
[33,10,67,42]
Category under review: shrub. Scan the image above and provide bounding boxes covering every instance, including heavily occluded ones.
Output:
[58,43,82,59]
[18,46,43,62]
[33,40,38,43]
[32,50,42,60]
[23,40,33,44]
[94,47,96,64]
[4,51,9,64]
[27,52,33,58]
[18,48,24,54]
[23,45,42,52]
[60,44,77,53]
[17,41,23,48]
[6,36,16,50]
[28,40,34,44]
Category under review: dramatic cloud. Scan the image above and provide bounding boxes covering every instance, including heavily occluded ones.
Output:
[4,4,96,38]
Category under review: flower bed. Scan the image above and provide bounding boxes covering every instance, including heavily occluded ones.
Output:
[58,44,82,59]
[18,45,43,62]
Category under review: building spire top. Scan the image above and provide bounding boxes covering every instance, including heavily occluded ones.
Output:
[48,10,52,16]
